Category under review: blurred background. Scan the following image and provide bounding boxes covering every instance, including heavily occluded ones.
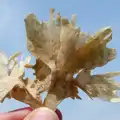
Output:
[0,0,120,120]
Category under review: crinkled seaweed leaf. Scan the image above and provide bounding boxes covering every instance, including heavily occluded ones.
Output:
[0,8,119,111]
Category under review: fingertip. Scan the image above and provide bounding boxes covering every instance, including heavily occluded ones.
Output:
[24,107,60,120]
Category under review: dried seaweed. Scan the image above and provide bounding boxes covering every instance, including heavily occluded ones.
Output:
[0,8,120,111]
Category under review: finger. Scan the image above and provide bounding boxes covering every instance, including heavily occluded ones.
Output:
[24,107,60,120]
[0,107,33,120]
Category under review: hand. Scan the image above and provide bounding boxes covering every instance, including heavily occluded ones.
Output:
[0,107,62,120]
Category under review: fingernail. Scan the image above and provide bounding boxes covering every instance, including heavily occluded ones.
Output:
[0,107,33,120]
[24,107,59,120]
[55,109,62,120]
[8,107,33,112]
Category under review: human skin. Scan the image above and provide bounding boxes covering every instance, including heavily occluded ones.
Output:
[0,107,62,120]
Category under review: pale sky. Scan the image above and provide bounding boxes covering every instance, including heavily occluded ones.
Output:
[0,0,120,120]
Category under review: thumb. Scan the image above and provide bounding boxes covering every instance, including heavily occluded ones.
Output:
[24,107,60,120]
